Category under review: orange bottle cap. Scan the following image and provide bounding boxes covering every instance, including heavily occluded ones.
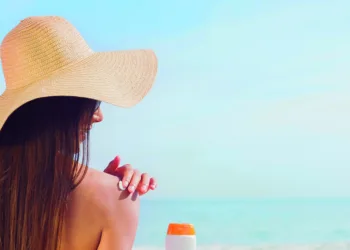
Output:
[167,223,196,235]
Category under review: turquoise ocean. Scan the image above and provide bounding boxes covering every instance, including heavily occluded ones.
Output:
[134,198,350,250]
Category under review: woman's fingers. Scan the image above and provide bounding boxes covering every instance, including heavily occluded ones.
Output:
[137,173,150,195]
[127,169,141,193]
[149,178,157,190]
[104,156,157,195]
[103,156,120,175]
[121,164,134,188]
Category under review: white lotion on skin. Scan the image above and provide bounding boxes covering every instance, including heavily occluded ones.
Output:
[118,180,126,191]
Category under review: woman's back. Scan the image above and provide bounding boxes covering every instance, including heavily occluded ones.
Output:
[61,168,105,250]
[61,168,139,250]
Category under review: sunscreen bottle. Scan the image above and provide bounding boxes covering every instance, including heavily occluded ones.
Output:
[165,223,196,250]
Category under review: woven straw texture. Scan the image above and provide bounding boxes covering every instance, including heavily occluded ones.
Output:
[0,16,158,131]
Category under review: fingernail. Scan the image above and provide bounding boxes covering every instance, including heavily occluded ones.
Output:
[114,155,120,162]
[129,185,135,193]
[141,185,148,192]
[123,181,129,187]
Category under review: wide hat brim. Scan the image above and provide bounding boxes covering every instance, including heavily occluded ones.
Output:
[0,49,157,130]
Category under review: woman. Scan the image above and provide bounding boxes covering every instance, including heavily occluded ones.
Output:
[0,16,158,250]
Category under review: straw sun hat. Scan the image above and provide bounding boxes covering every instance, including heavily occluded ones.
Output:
[0,16,158,131]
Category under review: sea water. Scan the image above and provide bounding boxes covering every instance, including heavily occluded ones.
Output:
[134,198,350,250]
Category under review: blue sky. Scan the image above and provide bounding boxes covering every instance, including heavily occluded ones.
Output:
[1,0,350,199]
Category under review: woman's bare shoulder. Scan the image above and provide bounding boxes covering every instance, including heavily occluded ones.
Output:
[79,168,122,197]
[75,168,140,221]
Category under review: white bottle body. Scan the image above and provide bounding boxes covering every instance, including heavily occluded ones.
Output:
[165,235,196,250]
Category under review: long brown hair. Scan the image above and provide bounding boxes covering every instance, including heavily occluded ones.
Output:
[0,96,100,250]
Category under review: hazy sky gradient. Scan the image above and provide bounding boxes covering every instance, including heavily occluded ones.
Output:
[1,0,350,199]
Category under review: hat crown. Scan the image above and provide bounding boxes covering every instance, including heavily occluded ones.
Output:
[1,16,93,90]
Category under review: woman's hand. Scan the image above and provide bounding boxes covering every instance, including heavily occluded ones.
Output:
[104,156,157,195]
